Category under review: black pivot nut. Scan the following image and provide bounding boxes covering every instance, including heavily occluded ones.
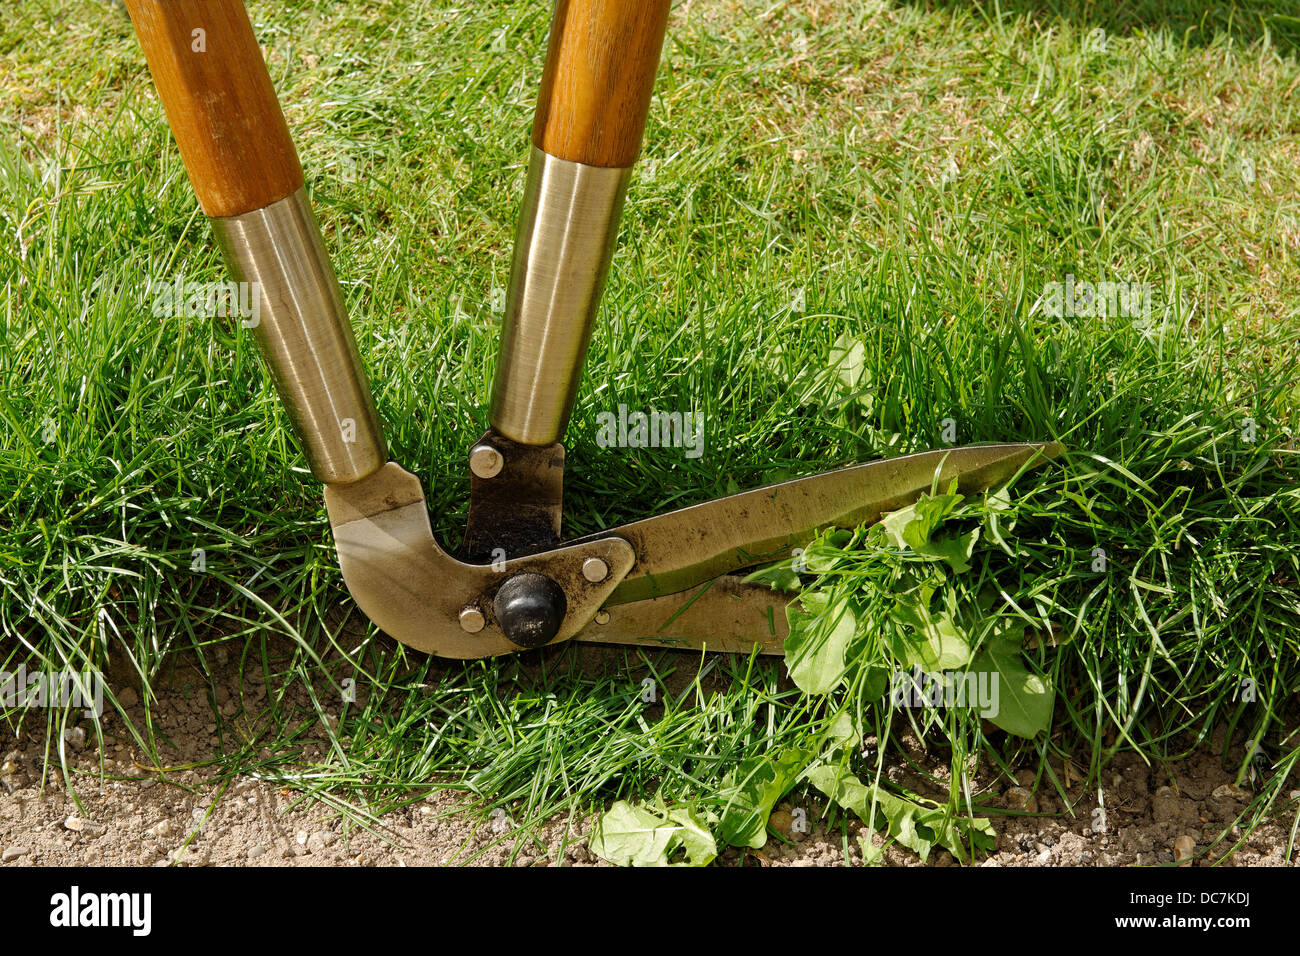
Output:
[494,572,567,648]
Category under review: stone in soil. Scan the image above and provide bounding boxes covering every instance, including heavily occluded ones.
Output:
[1005,786,1038,812]
[306,831,338,854]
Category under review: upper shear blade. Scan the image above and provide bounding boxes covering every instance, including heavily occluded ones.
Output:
[579,442,1062,606]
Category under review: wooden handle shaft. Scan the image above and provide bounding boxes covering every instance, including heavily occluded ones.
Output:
[126,0,303,218]
[532,0,671,168]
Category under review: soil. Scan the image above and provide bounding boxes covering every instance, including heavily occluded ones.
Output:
[1,648,1295,868]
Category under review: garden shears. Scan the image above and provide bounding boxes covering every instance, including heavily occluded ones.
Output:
[125,0,1061,659]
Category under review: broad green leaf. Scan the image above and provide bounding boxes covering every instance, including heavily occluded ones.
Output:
[916,528,980,572]
[826,335,868,398]
[970,621,1054,737]
[983,485,1018,550]
[985,484,1014,515]
[801,532,855,573]
[881,488,964,549]
[827,709,861,749]
[666,807,717,866]
[880,494,976,571]
[806,764,995,863]
[784,594,857,694]
[880,504,917,550]
[905,492,965,547]
[743,562,803,592]
[717,746,815,848]
[589,802,677,866]
[887,586,972,670]
[861,663,890,701]
[590,800,717,867]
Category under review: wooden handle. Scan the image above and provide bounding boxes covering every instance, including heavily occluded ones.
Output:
[532,0,671,168]
[126,0,303,218]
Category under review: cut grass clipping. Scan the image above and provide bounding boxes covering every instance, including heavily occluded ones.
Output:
[3,0,1299,865]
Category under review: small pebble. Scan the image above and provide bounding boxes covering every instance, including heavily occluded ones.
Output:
[62,727,86,751]
[247,846,266,860]
[1174,835,1195,863]
[306,831,338,854]
[1005,787,1038,813]
[2,847,29,862]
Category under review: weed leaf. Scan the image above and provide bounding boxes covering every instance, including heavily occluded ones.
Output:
[717,746,816,848]
[785,592,857,694]
[971,621,1054,737]
[590,800,717,867]
[806,763,995,863]
[887,584,973,670]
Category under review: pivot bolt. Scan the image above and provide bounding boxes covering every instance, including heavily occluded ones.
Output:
[582,557,609,583]
[594,610,610,625]
[494,572,567,648]
[469,444,504,479]
[459,606,485,633]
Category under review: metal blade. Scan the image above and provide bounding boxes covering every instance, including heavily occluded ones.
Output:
[575,575,791,654]
[576,442,1062,605]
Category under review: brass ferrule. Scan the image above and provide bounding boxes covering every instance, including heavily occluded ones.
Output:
[212,188,386,485]
[490,147,632,446]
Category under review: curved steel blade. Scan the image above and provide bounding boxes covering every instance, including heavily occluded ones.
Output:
[576,575,791,654]
[577,442,1062,606]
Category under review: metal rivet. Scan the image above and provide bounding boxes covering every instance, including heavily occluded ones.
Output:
[459,606,485,633]
[594,610,610,625]
[469,444,503,479]
[582,557,608,583]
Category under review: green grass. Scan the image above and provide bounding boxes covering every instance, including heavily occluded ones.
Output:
[2,0,1298,863]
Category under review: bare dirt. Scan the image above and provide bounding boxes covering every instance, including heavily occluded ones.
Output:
[1,648,1295,868]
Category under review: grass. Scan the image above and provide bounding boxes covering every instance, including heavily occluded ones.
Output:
[2,0,1298,863]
